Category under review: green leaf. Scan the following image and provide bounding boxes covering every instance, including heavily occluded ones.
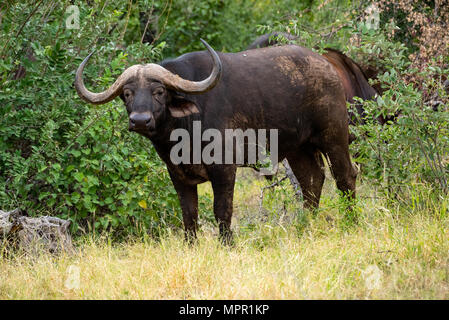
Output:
[71,150,81,157]
[74,172,85,182]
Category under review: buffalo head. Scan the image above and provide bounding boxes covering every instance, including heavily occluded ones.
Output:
[74,39,222,136]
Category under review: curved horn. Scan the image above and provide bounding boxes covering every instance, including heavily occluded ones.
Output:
[75,39,222,105]
[75,51,142,105]
[148,38,222,94]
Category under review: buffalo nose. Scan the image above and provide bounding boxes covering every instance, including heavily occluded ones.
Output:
[129,112,152,130]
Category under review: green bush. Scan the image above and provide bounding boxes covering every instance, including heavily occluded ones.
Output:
[0,1,214,237]
[157,0,316,55]
[341,20,449,198]
[351,65,449,197]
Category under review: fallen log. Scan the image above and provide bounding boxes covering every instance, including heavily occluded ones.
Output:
[0,209,73,254]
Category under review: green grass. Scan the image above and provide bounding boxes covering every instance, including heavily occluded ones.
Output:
[1,168,449,299]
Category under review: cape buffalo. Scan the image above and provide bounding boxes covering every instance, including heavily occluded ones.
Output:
[75,39,357,243]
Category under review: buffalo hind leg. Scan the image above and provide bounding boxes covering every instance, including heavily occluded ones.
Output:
[324,145,357,201]
[287,148,325,211]
[209,165,237,245]
[317,133,358,205]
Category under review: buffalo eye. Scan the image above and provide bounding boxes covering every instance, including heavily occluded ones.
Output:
[153,87,165,97]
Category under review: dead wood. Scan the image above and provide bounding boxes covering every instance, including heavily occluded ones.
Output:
[0,209,73,255]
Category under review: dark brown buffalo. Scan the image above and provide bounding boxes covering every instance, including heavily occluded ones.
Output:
[75,40,357,243]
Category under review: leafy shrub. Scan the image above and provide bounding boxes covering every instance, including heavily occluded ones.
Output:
[351,65,449,197]
[343,10,449,198]
[0,1,216,237]
[157,0,315,55]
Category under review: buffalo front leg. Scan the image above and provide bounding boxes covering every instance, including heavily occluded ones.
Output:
[170,174,199,243]
[209,166,237,245]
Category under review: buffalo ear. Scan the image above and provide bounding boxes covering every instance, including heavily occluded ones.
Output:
[168,94,200,118]
[119,93,125,102]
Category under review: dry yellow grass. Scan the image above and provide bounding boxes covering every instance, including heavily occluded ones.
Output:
[1,170,449,299]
